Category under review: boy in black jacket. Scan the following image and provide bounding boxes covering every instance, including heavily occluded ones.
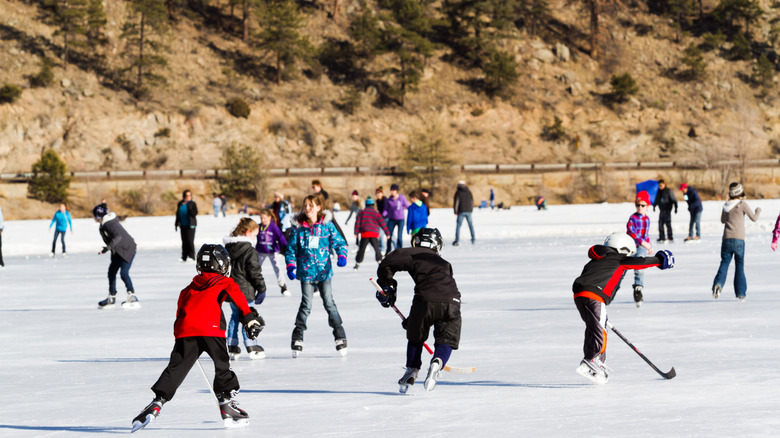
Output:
[376,228,461,393]
[572,232,674,384]
[94,209,139,309]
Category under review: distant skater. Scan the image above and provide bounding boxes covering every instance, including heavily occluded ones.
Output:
[49,203,73,257]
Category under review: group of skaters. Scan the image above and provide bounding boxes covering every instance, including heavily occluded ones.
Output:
[573,179,768,384]
[129,181,464,431]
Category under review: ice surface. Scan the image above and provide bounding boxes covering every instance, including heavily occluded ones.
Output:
[1,200,779,437]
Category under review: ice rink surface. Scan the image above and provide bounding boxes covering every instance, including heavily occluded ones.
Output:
[2,200,779,437]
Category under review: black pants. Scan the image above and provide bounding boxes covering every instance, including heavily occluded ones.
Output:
[406,296,461,349]
[575,297,607,362]
[180,227,196,261]
[0,230,4,266]
[355,237,381,263]
[658,210,673,240]
[151,337,239,401]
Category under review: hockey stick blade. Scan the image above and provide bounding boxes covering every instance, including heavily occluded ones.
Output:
[443,365,476,374]
[606,322,676,380]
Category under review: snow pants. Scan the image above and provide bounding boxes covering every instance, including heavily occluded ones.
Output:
[180,227,196,261]
[355,237,381,264]
[151,336,239,401]
[575,296,607,362]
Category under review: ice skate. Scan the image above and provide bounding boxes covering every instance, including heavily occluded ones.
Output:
[280,284,290,297]
[131,398,164,433]
[122,292,141,309]
[335,338,348,356]
[62,252,68,258]
[218,393,249,428]
[98,295,116,309]
[247,345,265,359]
[352,263,360,272]
[424,358,443,392]
[712,284,721,299]
[575,358,609,384]
[398,367,419,394]
[633,285,643,308]
[228,346,241,360]
[291,340,303,358]
[50,252,55,258]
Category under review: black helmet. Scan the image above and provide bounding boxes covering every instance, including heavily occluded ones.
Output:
[411,228,443,254]
[196,244,231,275]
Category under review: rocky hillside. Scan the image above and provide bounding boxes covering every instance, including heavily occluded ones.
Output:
[1,0,779,182]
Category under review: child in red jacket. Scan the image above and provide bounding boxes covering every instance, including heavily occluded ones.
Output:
[353,196,391,271]
[131,244,264,432]
[572,232,674,384]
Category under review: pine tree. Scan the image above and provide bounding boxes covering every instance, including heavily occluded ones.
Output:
[679,43,706,80]
[121,0,168,96]
[85,0,108,48]
[713,0,763,34]
[28,149,72,203]
[400,124,458,199]
[52,0,89,66]
[256,0,313,84]
[482,49,519,98]
[751,54,774,89]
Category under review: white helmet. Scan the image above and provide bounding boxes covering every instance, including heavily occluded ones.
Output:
[604,232,636,256]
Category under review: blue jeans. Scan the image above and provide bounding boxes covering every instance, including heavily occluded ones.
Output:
[227,302,258,348]
[213,206,220,217]
[386,219,405,251]
[713,238,746,297]
[633,245,647,287]
[292,279,346,341]
[108,251,135,294]
[455,212,475,243]
[52,229,66,253]
[688,211,702,238]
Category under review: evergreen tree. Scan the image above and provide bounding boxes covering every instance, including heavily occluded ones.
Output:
[121,0,168,95]
[381,0,433,106]
[28,149,72,203]
[519,0,551,36]
[751,54,774,89]
[713,0,763,34]
[400,124,458,199]
[256,0,313,84]
[217,143,267,200]
[482,49,520,98]
[607,72,639,103]
[730,31,752,60]
[52,0,88,65]
[85,0,108,48]
[679,43,706,80]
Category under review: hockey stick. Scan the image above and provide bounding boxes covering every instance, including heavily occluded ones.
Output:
[606,321,676,380]
[195,359,221,403]
[369,278,476,374]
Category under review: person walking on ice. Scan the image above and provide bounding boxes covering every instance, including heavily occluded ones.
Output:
[375,228,462,393]
[572,232,674,384]
[712,182,761,301]
[131,244,264,432]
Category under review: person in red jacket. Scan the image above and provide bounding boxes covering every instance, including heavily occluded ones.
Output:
[572,232,674,384]
[353,196,390,271]
[131,244,264,432]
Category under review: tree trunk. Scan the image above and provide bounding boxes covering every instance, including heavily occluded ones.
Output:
[589,0,600,59]
[332,0,340,19]
[242,1,249,41]
[276,53,282,85]
[138,12,146,91]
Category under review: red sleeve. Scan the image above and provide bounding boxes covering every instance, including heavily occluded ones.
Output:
[224,278,252,317]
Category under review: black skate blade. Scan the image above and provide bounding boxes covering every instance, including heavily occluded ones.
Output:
[131,416,153,433]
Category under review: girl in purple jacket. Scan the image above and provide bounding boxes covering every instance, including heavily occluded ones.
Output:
[256,209,289,296]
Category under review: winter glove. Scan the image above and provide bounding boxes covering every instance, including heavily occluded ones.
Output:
[376,280,397,308]
[655,250,675,270]
[254,291,266,306]
[99,246,109,254]
[337,255,347,267]
[401,319,408,330]
[241,308,265,340]
[772,241,778,252]
[286,265,296,280]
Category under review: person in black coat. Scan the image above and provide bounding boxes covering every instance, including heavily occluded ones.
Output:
[95,209,139,309]
[452,181,475,246]
[224,217,268,359]
[175,190,198,262]
[652,179,678,242]
[376,228,461,392]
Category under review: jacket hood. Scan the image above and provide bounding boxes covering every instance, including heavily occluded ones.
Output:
[223,235,255,245]
[723,199,741,213]
[190,272,223,289]
[101,212,117,223]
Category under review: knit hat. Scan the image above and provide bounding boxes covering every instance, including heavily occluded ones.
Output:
[92,203,109,220]
[376,186,383,193]
[728,182,744,198]
[458,180,466,185]
[635,191,651,206]
[352,190,358,196]
[390,183,399,191]
[680,183,688,190]
[365,196,375,205]
[274,191,284,198]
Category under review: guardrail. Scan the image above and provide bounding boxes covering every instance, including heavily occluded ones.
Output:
[3,159,780,182]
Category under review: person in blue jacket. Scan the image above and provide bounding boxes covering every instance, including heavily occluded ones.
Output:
[285,195,349,358]
[49,203,73,257]
[681,183,703,241]
[406,191,429,236]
